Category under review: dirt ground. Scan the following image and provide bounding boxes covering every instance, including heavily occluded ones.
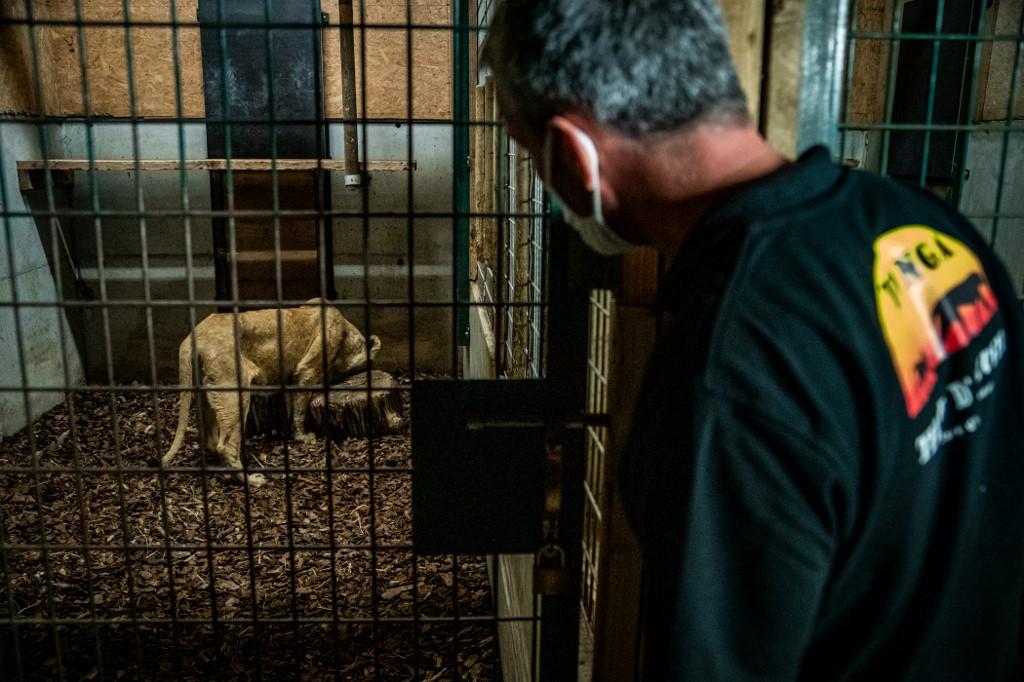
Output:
[0,385,502,680]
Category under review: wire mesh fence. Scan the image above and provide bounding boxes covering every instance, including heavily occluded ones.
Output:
[839,0,1023,291]
[0,0,565,679]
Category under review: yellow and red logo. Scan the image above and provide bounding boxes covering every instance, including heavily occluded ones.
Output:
[874,226,999,418]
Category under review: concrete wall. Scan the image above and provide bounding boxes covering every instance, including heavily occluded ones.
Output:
[959,129,1024,293]
[54,121,455,382]
[0,122,84,436]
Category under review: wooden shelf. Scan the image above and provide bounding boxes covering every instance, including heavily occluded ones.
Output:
[16,158,416,191]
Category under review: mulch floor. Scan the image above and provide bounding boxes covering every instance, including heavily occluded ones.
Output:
[0,383,503,680]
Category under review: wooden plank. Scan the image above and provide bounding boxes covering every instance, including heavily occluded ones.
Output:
[591,253,658,682]
[470,84,487,273]
[19,168,76,191]
[763,0,806,158]
[481,79,498,269]
[721,0,767,121]
[233,250,318,263]
[8,0,451,119]
[17,169,33,192]
[16,158,415,172]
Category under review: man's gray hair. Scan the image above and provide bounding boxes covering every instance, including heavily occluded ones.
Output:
[482,0,748,137]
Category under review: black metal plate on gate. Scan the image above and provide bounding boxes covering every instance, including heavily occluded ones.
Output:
[412,380,549,555]
[198,0,323,159]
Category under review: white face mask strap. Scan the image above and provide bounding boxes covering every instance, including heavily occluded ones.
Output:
[543,124,604,223]
[566,126,604,224]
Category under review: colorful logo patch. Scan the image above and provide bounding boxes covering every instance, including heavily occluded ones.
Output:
[874,226,999,418]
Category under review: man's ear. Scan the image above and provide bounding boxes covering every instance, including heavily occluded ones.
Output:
[547,116,597,211]
[369,335,382,357]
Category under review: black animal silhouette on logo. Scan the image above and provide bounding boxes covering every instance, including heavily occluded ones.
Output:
[914,352,931,382]
[931,273,993,344]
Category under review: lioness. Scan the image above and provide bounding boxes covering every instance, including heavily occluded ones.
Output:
[161,298,381,486]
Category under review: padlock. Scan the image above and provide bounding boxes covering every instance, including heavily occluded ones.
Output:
[534,543,567,596]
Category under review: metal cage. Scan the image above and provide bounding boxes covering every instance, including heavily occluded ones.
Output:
[0,0,595,679]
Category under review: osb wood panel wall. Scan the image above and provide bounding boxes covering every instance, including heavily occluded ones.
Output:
[0,0,451,120]
[848,0,895,125]
[0,1,39,115]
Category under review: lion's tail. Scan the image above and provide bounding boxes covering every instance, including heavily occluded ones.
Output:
[161,338,194,467]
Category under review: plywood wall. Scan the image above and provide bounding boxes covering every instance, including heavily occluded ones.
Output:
[340,0,452,119]
[847,0,895,125]
[0,0,451,120]
[0,1,40,115]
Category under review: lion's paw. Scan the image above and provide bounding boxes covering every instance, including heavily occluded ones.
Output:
[293,431,316,443]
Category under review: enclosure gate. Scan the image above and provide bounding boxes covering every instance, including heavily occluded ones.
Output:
[0,0,593,679]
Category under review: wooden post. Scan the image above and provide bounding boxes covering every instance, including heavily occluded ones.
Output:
[722,0,767,120]
[763,0,806,158]
[483,80,498,268]
[471,85,487,274]
[338,0,361,186]
[591,250,660,682]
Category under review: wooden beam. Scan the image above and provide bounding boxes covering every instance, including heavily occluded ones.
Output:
[763,0,807,158]
[233,250,318,263]
[721,0,767,122]
[592,250,659,682]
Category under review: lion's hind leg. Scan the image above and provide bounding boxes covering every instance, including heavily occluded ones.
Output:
[206,373,266,488]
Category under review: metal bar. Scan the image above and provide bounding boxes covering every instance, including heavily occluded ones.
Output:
[356,1,379,674]
[211,1,265,677]
[917,0,948,187]
[258,3,302,679]
[15,159,413,172]
[21,0,108,675]
[10,2,66,675]
[2,614,536,626]
[0,93,30,682]
[952,0,991,208]
[0,17,499,31]
[797,0,851,155]
[851,30,1023,42]
[879,0,905,176]
[838,0,861,165]
[119,0,185,676]
[454,0,472,348]
[0,465,416,475]
[70,0,148,670]
[404,0,422,674]
[339,0,362,186]
[840,121,1024,132]
[0,115,504,126]
[167,0,222,672]
[0,208,549,219]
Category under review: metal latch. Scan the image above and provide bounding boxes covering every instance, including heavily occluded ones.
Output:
[534,442,566,595]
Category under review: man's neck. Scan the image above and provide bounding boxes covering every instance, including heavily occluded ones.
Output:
[606,125,787,258]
